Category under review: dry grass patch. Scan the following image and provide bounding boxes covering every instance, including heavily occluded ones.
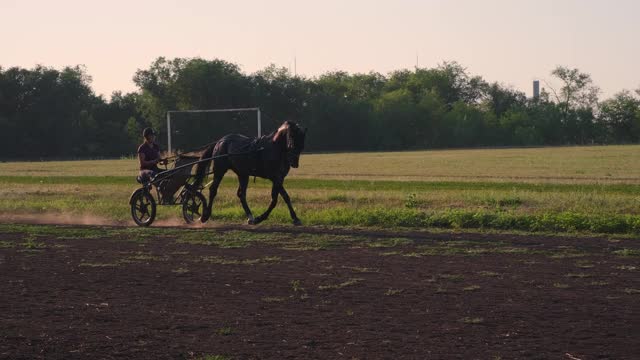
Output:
[385,288,404,296]
[439,274,464,282]
[614,265,637,271]
[462,285,481,292]
[565,273,591,278]
[459,317,484,324]
[589,281,609,286]
[574,260,595,269]
[318,278,364,291]
[347,266,380,273]
[262,296,287,303]
[79,262,118,267]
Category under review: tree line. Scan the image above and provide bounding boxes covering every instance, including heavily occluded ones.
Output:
[1,58,639,159]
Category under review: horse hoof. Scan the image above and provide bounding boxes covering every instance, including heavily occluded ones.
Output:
[292,218,302,226]
[247,218,256,225]
[201,213,211,223]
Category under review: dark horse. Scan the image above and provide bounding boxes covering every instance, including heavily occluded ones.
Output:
[193,121,307,225]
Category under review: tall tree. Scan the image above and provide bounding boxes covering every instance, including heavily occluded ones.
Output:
[483,83,527,118]
[548,66,600,116]
[599,91,640,143]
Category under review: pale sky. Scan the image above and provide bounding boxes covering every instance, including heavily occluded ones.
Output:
[2,0,639,99]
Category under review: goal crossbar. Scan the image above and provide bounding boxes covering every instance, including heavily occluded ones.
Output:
[166,108,261,154]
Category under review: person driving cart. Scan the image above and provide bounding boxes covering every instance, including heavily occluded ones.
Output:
[138,127,166,181]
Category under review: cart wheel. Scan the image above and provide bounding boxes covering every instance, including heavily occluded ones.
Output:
[182,191,207,224]
[130,189,156,227]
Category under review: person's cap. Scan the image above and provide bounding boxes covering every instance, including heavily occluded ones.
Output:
[142,127,155,137]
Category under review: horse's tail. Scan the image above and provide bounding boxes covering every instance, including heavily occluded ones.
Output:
[193,144,215,187]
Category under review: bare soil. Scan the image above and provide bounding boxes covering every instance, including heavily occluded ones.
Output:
[0,226,639,359]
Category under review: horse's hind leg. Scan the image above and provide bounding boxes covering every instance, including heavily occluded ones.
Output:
[201,170,226,223]
[236,175,255,224]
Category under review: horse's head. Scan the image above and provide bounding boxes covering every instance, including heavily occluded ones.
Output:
[274,121,306,168]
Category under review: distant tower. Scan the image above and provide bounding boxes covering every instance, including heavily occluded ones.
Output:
[533,80,540,99]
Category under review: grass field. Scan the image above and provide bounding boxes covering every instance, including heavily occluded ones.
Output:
[2,146,640,359]
[3,145,640,182]
[2,145,640,235]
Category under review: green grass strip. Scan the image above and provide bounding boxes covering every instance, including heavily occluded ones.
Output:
[301,208,640,234]
[2,208,640,235]
[1,176,639,194]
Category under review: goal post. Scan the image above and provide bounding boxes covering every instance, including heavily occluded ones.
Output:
[166,107,262,154]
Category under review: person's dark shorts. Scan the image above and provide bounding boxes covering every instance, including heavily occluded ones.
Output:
[137,169,162,184]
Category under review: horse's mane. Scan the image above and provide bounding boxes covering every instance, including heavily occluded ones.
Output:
[272,121,303,144]
[180,121,300,159]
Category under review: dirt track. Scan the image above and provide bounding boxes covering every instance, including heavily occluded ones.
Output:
[1,225,639,359]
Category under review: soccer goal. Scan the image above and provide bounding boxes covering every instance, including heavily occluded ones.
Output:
[165,108,262,154]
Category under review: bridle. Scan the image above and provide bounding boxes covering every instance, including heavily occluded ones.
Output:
[273,122,302,166]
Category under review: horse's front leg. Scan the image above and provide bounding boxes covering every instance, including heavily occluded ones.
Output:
[253,181,281,225]
[279,185,302,226]
[236,175,255,224]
